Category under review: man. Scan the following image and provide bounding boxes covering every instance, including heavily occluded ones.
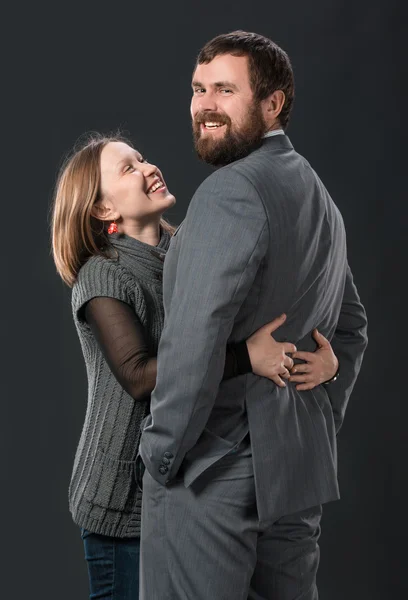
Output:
[139,31,367,599]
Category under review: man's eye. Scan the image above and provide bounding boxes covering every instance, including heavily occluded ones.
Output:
[220,89,232,94]
[124,165,135,172]
[194,88,205,94]
[138,156,148,163]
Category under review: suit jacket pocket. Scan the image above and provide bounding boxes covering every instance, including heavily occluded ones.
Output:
[181,427,238,487]
[84,449,136,512]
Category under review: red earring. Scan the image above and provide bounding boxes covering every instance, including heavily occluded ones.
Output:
[107,221,118,235]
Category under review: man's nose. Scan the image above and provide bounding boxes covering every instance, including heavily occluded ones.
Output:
[197,91,218,112]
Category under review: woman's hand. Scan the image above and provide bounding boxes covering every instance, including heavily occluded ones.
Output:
[246,314,297,388]
[289,329,339,391]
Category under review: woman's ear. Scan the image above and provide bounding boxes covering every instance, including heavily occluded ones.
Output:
[91,201,118,222]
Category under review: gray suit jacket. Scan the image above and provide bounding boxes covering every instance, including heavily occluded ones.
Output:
[139,134,367,524]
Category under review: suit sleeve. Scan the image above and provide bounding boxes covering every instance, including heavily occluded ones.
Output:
[327,264,368,432]
[139,168,268,484]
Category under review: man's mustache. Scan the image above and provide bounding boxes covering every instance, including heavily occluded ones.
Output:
[194,112,231,126]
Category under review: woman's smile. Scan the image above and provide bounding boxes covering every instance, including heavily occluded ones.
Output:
[146,176,167,194]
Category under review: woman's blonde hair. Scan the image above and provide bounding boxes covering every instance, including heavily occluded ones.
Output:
[51,132,175,287]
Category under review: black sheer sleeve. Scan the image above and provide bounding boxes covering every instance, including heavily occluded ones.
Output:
[84,297,252,401]
[84,297,157,401]
[223,340,253,380]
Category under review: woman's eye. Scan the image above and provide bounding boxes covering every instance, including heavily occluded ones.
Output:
[124,165,135,172]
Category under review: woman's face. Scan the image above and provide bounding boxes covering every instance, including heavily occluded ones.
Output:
[98,142,175,225]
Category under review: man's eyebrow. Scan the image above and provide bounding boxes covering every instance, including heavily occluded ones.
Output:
[191,80,238,91]
[213,81,238,90]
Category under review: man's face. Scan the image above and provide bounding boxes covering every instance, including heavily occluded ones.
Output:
[190,54,266,166]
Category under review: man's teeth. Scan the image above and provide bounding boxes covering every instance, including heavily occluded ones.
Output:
[148,180,164,193]
[204,122,224,128]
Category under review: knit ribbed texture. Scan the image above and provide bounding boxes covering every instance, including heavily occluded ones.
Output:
[69,230,170,538]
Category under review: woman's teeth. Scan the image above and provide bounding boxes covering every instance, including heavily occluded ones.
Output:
[148,179,165,193]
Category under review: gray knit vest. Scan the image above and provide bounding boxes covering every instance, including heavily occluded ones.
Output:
[69,230,170,538]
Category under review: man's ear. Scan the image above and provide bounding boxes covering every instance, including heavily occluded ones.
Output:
[262,90,286,125]
[91,201,117,222]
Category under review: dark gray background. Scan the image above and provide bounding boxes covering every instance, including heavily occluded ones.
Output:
[3,1,405,598]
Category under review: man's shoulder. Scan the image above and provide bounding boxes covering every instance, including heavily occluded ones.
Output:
[197,140,296,189]
[186,161,267,224]
[194,160,257,197]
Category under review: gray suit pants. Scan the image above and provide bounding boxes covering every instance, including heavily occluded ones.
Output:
[140,437,321,600]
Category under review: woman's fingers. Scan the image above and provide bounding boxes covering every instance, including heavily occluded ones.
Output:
[283,342,297,354]
[283,355,294,370]
[266,313,287,333]
[271,373,287,387]
[312,328,330,347]
[295,382,316,391]
[289,374,313,383]
[281,368,291,380]
[271,366,291,387]
[291,363,311,374]
[292,350,314,361]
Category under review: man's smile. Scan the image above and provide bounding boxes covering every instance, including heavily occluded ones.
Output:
[200,122,227,134]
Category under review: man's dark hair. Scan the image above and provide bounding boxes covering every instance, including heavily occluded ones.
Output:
[196,30,295,129]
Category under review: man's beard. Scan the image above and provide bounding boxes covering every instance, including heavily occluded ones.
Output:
[192,101,266,167]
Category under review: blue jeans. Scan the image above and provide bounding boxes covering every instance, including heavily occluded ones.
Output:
[81,528,140,599]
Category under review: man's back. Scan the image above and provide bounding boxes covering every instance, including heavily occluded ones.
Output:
[141,134,365,522]
[185,134,347,522]
[231,135,347,346]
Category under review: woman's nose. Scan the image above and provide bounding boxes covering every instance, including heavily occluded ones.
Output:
[142,161,158,177]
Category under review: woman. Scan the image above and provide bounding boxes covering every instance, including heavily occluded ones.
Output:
[51,133,338,599]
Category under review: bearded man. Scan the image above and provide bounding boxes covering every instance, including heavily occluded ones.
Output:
[139,30,367,600]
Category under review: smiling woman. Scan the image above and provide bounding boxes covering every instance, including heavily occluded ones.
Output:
[52,134,175,287]
[95,141,176,239]
[50,132,182,599]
